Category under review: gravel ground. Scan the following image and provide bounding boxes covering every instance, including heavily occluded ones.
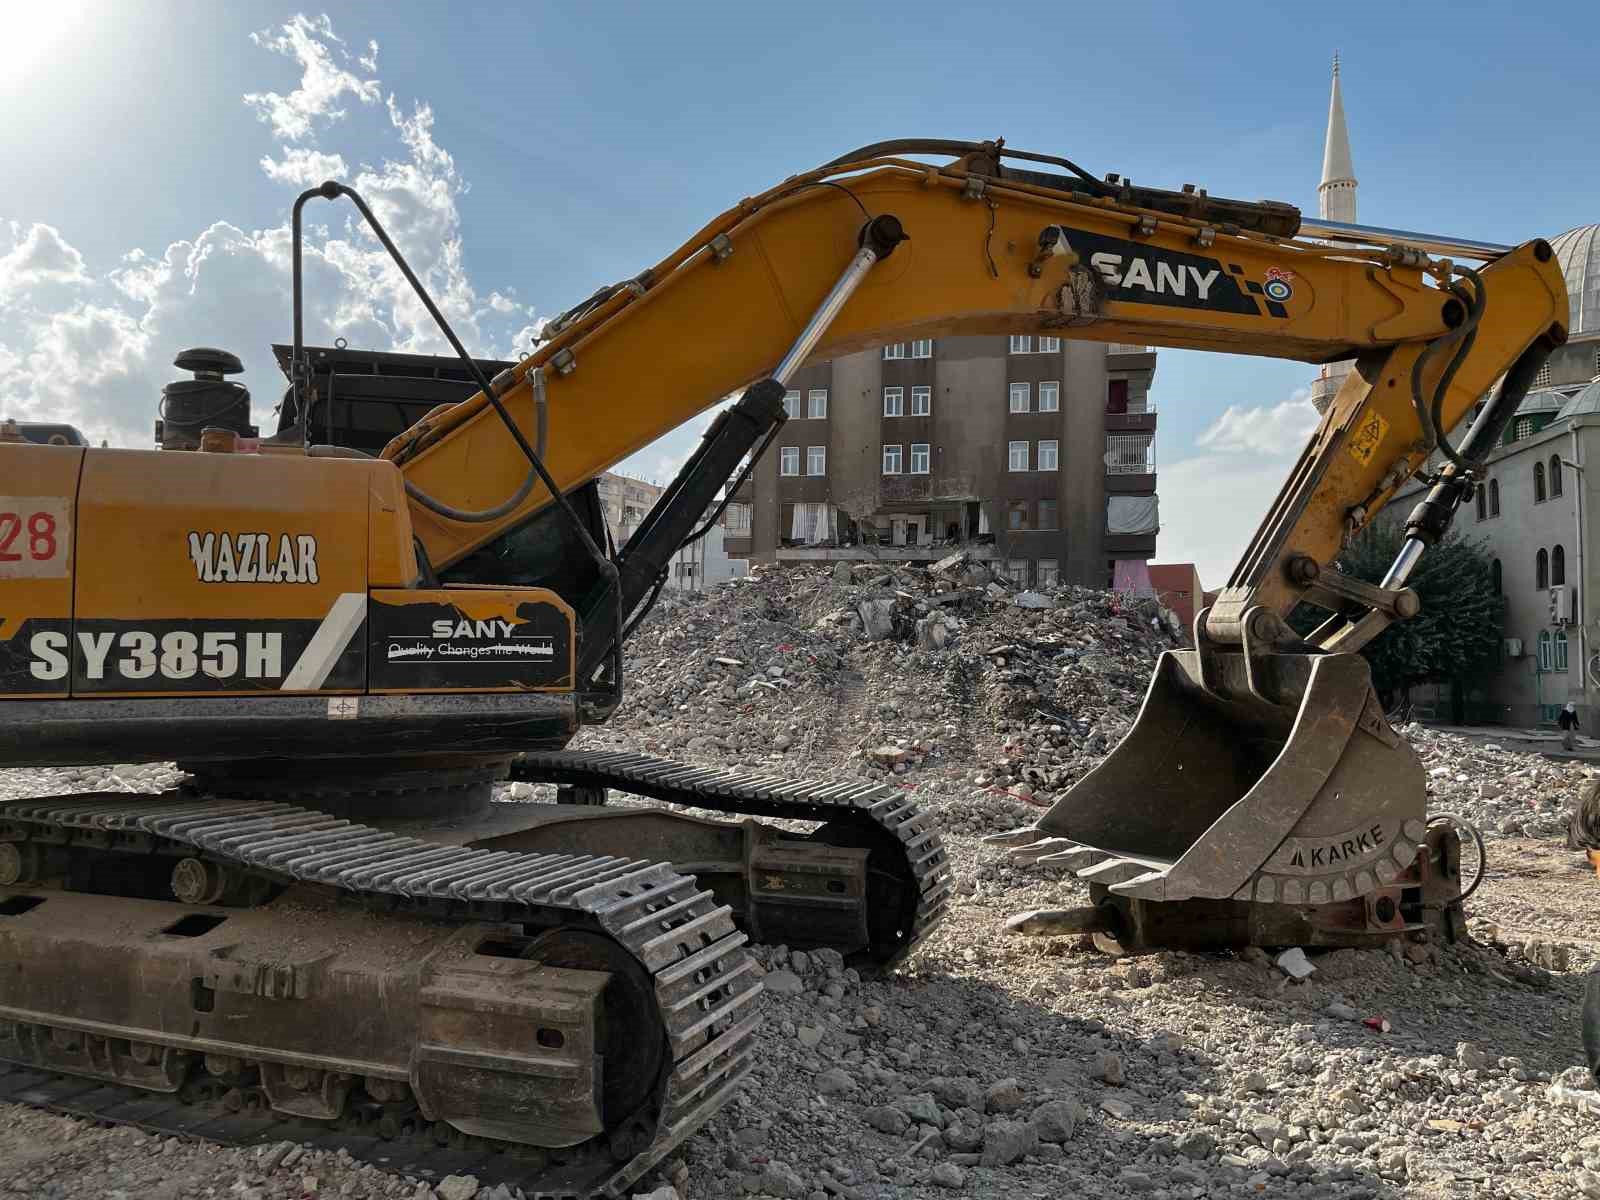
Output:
[2,567,1597,1200]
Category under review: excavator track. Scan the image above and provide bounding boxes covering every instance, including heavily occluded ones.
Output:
[0,792,763,1198]
[512,749,952,966]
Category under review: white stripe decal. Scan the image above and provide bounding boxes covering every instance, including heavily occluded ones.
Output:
[280,592,367,692]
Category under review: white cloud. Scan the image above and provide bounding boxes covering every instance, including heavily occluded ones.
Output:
[0,13,540,446]
[1197,388,1318,455]
[1159,387,1324,588]
[259,147,349,186]
[243,13,379,141]
[0,222,89,298]
[1156,452,1293,592]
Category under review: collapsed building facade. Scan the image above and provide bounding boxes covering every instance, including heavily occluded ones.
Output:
[722,336,1159,590]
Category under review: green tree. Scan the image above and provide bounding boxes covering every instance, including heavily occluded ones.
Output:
[1291,524,1504,706]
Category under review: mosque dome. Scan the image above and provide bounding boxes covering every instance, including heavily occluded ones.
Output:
[1549,224,1600,338]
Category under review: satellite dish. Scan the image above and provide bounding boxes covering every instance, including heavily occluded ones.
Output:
[1587,652,1600,689]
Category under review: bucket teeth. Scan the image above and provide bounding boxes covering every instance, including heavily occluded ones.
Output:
[1076,857,1160,886]
[1006,836,1079,864]
[1034,845,1109,870]
[1107,870,1169,899]
[983,825,1045,849]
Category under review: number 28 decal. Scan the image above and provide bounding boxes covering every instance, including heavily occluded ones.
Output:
[0,498,70,579]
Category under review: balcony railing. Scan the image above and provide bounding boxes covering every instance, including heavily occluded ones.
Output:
[1108,343,1149,355]
[1105,434,1155,475]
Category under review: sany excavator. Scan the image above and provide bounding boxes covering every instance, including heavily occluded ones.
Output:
[0,140,1568,1193]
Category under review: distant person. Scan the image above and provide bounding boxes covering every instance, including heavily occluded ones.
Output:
[1559,702,1582,752]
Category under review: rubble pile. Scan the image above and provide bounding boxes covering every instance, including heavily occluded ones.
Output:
[1406,725,1596,839]
[595,558,1181,812]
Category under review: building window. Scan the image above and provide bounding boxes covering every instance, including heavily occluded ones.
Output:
[883,343,906,360]
[780,446,799,476]
[883,386,904,417]
[1490,558,1502,594]
[911,339,933,359]
[808,389,828,419]
[1556,630,1570,672]
[1009,382,1030,413]
[882,444,902,474]
[1037,498,1058,529]
[1107,379,1130,414]
[1037,559,1060,586]
[1489,479,1500,516]
[1514,416,1534,441]
[1105,433,1154,474]
[1039,336,1061,352]
[1009,335,1033,354]
[1538,630,1553,671]
[911,385,931,416]
[1007,501,1028,530]
[1039,380,1060,412]
[1009,441,1030,471]
[806,446,826,475]
[1551,455,1564,497]
[910,443,930,474]
[1006,559,1030,585]
[725,502,751,533]
[1475,485,1487,521]
[1536,548,1549,590]
[1535,362,1552,387]
[783,390,800,419]
[1535,461,1547,502]
[1038,440,1059,471]
[1553,544,1566,586]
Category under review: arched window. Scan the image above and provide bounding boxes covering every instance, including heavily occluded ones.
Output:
[1491,558,1502,594]
[1476,486,1487,521]
[1550,455,1564,497]
[1553,544,1566,586]
[1555,630,1570,672]
[1536,548,1549,590]
[1537,630,1553,671]
[1490,479,1501,516]
[1535,461,1547,502]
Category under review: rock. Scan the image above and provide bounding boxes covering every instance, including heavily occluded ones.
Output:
[755,1162,808,1199]
[943,1122,983,1152]
[1456,1042,1493,1071]
[1092,1052,1125,1085]
[1275,947,1316,979]
[867,745,911,766]
[894,1093,943,1126]
[632,1190,680,1200]
[1013,591,1053,610]
[1578,1169,1600,1199]
[930,1162,966,1189]
[1100,1098,1133,1119]
[857,599,895,641]
[833,562,852,583]
[258,1142,296,1172]
[979,1120,1037,1167]
[1029,1098,1082,1142]
[798,1026,824,1049]
[929,1077,984,1110]
[765,969,804,994]
[1326,1001,1360,1021]
[864,1106,911,1136]
[984,1078,1027,1114]
[815,1069,857,1096]
[1176,1130,1215,1160]
[1242,1113,1285,1145]
[1119,1171,1154,1193]
[436,1177,480,1200]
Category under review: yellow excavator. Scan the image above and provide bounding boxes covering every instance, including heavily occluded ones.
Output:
[0,139,1568,1193]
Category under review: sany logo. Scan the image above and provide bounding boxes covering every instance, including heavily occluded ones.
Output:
[433,618,515,639]
[1088,252,1222,301]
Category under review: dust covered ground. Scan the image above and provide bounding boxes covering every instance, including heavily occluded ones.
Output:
[1,564,1596,1200]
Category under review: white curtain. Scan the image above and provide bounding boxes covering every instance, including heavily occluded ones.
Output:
[1107,495,1160,534]
[978,507,990,535]
[790,502,832,543]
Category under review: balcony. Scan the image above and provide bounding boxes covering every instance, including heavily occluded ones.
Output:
[1107,344,1157,370]
[1309,371,1342,414]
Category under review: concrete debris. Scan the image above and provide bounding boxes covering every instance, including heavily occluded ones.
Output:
[1275,947,1316,979]
[435,1177,480,1200]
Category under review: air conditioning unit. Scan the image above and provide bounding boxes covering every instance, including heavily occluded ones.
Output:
[1504,637,1524,658]
[1549,585,1575,625]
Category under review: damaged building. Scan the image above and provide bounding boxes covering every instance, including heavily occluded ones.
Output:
[722,337,1159,589]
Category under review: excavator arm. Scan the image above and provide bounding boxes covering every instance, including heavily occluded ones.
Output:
[373,142,1565,659]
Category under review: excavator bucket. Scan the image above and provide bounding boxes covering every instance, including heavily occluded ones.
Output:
[990,647,1428,907]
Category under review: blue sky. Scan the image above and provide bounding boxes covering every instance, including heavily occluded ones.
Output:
[3,2,1597,586]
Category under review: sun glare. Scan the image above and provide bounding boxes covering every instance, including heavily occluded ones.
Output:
[3,0,96,85]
